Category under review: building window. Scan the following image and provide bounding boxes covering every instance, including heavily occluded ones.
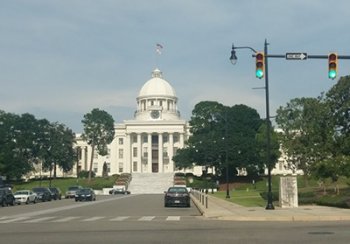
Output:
[163,134,168,143]
[133,161,137,172]
[118,138,123,145]
[143,136,148,143]
[119,149,123,159]
[133,135,137,143]
[106,162,111,173]
[106,149,111,159]
[119,162,123,173]
[173,134,179,143]
[93,163,98,173]
[163,147,168,158]
[143,147,148,158]
[133,147,137,157]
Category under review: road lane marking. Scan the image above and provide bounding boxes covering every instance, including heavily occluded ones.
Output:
[166,216,180,221]
[51,216,80,223]
[81,216,105,222]
[138,216,155,221]
[22,217,56,223]
[0,217,30,223]
[109,216,130,221]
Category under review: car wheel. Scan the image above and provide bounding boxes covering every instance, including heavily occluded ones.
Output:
[25,198,29,204]
[11,199,15,206]
[33,198,37,204]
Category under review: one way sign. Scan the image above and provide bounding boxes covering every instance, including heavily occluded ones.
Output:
[286,53,308,60]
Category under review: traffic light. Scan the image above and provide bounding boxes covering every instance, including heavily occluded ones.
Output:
[255,52,264,79]
[328,53,338,80]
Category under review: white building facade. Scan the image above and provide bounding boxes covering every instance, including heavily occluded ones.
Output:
[75,69,191,176]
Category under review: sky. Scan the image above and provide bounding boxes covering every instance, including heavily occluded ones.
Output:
[1,0,350,133]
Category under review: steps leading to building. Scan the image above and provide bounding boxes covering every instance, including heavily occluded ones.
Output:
[128,173,174,194]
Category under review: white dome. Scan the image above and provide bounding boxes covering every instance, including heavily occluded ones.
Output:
[138,69,176,98]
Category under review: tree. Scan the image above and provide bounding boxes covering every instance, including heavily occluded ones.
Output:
[173,101,264,178]
[276,97,329,180]
[82,108,115,182]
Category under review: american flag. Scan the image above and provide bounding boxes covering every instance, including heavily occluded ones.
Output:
[156,43,163,54]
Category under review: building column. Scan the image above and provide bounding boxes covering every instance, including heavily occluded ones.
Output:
[125,133,131,173]
[169,133,174,172]
[147,133,152,173]
[137,133,142,173]
[180,133,184,148]
[158,133,163,173]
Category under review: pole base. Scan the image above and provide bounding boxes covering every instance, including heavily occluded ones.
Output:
[225,195,230,199]
[265,203,275,210]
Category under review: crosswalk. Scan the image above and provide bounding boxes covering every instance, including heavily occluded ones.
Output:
[0,215,190,224]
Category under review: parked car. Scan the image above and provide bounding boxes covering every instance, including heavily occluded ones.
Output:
[14,190,37,204]
[0,188,16,207]
[49,187,62,200]
[32,187,52,202]
[75,188,96,202]
[164,186,191,207]
[65,186,83,199]
[109,188,131,195]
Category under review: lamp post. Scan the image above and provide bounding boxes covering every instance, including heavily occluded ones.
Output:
[230,39,274,210]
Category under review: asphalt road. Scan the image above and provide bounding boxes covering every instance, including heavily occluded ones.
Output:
[1,194,350,244]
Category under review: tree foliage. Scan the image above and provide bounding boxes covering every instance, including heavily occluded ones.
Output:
[173,101,276,178]
[81,108,115,182]
[0,110,75,180]
[276,76,350,185]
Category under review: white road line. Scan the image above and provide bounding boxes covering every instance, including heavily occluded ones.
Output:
[166,216,180,221]
[138,216,155,221]
[109,216,130,221]
[0,217,30,223]
[22,217,56,223]
[51,216,80,223]
[81,216,105,222]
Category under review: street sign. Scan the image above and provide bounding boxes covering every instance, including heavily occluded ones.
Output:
[285,52,308,60]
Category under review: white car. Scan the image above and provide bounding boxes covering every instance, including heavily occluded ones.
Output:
[14,190,37,204]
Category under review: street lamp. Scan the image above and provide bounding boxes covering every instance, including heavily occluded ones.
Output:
[230,39,274,210]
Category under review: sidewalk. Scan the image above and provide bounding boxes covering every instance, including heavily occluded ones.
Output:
[191,193,350,221]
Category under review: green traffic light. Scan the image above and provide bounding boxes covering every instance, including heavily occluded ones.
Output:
[256,69,264,78]
[328,70,337,79]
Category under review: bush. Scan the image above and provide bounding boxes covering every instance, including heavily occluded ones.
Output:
[259,191,279,202]
[78,170,95,179]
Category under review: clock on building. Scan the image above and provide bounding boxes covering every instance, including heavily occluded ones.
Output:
[150,110,160,119]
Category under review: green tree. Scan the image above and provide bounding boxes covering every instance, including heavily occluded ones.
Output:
[82,108,115,182]
[276,97,329,180]
[173,101,264,178]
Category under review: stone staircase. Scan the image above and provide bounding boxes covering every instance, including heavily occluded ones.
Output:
[127,173,174,194]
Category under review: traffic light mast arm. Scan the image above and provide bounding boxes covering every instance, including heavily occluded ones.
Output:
[253,54,350,59]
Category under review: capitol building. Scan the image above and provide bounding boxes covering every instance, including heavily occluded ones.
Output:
[75,68,196,177]
[69,68,299,181]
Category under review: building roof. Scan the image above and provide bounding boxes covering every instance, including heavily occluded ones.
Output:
[138,68,176,98]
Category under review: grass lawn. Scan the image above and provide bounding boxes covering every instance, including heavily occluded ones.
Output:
[213,190,267,207]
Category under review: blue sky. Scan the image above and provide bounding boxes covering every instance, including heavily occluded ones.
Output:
[1,0,350,133]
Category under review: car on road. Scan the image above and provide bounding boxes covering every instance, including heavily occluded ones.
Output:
[109,188,131,195]
[0,188,16,207]
[164,186,191,207]
[49,187,62,200]
[14,190,37,204]
[75,188,96,202]
[65,186,83,199]
[32,187,52,202]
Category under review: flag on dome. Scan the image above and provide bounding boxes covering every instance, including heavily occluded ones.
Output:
[156,43,163,55]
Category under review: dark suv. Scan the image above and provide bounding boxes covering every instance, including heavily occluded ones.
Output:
[32,187,52,202]
[0,188,16,207]
[49,187,62,200]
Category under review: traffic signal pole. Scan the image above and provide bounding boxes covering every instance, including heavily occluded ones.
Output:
[230,39,350,210]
